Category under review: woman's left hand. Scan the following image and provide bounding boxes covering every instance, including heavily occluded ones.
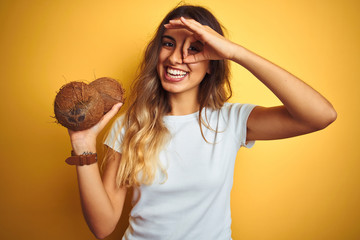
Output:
[164,17,237,63]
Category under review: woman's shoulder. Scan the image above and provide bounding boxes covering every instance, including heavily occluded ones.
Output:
[216,102,257,122]
[219,102,255,113]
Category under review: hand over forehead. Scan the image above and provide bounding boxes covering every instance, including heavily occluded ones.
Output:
[164,17,232,63]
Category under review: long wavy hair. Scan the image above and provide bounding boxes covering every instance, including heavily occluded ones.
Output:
[108,5,232,187]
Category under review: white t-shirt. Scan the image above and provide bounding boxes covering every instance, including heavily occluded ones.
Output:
[104,102,256,240]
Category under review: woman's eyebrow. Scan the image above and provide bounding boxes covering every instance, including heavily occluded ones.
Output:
[162,35,175,41]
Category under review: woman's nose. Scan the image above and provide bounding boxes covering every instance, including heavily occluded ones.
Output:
[169,47,183,65]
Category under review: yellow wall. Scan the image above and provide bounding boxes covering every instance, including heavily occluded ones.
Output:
[0,0,359,239]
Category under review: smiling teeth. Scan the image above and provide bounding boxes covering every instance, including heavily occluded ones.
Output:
[167,68,187,78]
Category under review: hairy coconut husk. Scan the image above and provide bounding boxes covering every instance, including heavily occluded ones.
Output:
[89,77,125,114]
[54,81,105,131]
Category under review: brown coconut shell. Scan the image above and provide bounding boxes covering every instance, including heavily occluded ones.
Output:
[54,81,105,131]
[89,77,125,114]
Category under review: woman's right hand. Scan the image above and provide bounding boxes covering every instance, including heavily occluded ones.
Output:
[165,17,237,63]
[68,102,123,155]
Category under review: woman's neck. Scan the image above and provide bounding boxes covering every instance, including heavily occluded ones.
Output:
[168,92,200,116]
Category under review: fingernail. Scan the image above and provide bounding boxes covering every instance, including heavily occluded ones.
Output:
[114,102,123,110]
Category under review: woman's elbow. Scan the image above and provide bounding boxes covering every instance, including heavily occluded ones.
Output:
[95,234,109,240]
[95,234,107,240]
[327,106,337,124]
[313,105,337,130]
[90,222,117,239]
[93,228,114,240]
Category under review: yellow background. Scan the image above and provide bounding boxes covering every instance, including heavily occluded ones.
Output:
[0,0,359,239]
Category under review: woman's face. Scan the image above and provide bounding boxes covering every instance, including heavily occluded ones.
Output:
[156,26,210,98]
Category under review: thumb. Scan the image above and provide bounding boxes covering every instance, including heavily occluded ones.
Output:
[97,102,123,130]
[183,53,207,64]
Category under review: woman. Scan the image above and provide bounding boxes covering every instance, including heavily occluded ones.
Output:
[68,5,336,240]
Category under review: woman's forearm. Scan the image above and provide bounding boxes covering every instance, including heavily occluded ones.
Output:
[76,163,122,239]
[71,143,126,239]
[231,44,337,130]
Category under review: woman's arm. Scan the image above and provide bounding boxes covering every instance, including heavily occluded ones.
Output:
[231,46,337,140]
[69,103,127,239]
[165,17,337,140]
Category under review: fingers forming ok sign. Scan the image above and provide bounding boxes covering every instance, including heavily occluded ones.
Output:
[164,17,236,63]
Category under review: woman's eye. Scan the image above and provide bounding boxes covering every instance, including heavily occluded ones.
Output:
[162,42,174,47]
[188,46,200,53]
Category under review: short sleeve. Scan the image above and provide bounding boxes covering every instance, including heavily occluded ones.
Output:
[104,115,125,153]
[224,103,256,149]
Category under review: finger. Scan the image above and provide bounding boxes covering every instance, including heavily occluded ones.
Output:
[179,17,205,35]
[167,17,205,32]
[183,53,207,64]
[182,37,189,59]
[164,19,185,28]
[165,18,205,37]
[164,19,187,30]
[97,102,122,130]
[164,23,183,29]
[182,35,197,59]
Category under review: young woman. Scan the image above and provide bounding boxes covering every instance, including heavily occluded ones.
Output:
[68,5,336,240]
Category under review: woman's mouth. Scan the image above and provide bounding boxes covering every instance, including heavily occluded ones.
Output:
[165,67,188,81]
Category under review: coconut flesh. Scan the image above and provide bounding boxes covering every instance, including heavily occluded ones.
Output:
[54,78,125,131]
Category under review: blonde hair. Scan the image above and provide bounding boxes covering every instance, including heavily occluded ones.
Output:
[107,5,232,187]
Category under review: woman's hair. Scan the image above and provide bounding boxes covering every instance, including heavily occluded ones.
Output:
[108,5,232,187]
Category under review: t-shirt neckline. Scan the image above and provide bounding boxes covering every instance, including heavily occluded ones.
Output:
[163,111,199,122]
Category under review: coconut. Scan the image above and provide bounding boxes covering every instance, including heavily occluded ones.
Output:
[89,77,125,114]
[54,81,105,131]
